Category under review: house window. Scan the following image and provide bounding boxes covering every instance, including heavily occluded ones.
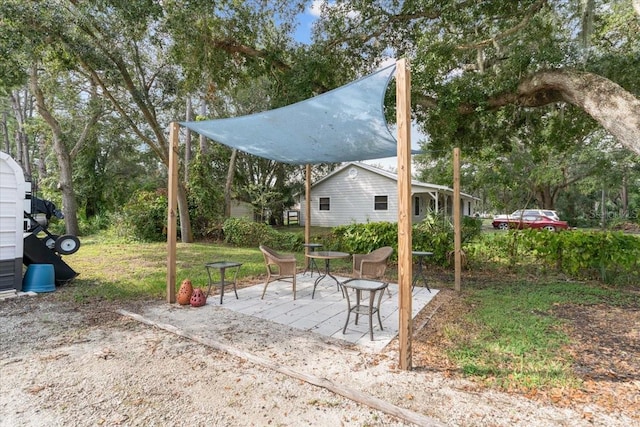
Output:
[374,195,388,210]
[319,197,330,211]
[414,196,420,216]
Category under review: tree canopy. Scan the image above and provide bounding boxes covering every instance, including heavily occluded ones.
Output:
[1,0,638,236]
[310,0,640,155]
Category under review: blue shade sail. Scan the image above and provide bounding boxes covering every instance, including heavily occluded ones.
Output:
[181,64,398,165]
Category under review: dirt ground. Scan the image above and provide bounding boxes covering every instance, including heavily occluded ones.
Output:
[1,284,638,426]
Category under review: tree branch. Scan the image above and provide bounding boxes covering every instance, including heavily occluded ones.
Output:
[456,0,547,50]
[321,3,474,51]
[70,79,103,160]
[467,70,640,155]
[211,38,289,72]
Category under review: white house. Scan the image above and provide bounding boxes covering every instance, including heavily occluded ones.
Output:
[298,162,479,227]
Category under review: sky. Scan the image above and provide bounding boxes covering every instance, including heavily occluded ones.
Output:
[293,1,321,44]
[292,1,427,171]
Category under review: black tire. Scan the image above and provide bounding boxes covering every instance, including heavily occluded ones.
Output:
[542,225,556,232]
[498,222,509,230]
[55,235,81,255]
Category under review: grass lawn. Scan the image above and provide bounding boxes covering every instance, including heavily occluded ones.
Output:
[441,279,637,389]
[62,233,354,301]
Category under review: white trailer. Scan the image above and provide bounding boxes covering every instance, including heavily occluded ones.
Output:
[0,151,27,291]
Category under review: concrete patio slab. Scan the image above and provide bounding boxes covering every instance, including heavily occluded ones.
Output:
[203,273,438,353]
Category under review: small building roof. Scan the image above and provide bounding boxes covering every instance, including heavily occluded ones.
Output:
[311,162,480,201]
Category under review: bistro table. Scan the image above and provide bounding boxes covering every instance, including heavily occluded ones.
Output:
[341,278,389,341]
[411,251,433,292]
[302,243,323,277]
[306,251,350,299]
[205,261,242,304]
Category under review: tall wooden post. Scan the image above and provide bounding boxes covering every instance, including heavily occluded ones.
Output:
[166,122,179,303]
[396,59,413,370]
[453,148,462,292]
[305,164,312,265]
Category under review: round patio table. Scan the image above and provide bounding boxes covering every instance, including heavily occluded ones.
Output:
[306,251,350,299]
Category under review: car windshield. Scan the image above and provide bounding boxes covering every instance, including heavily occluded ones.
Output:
[510,209,559,220]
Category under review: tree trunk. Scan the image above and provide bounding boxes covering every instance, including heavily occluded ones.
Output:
[224,149,238,218]
[534,185,555,210]
[1,112,10,153]
[600,188,607,229]
[199,100,208,154]
[21,142,31,179]
[185,98,192,182]
[59,166,80,235]
[36,136,46,179]
[30,66,80,236]
[620,174,628,218]
[9,91,27,170]
[177,181,193,243]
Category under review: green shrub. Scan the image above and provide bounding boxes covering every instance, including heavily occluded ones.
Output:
[222,217,302,251]
[330,222,398,256]
[270,229,304,250]
[327,214,482,266]
[412,216,452,264]
[116,189,168,242]
[413,214,482,264]
[527,229,640,284]
[78,212,112,236]
[223,217,271,246]
[471,229,640,284]
[187,152,226,239]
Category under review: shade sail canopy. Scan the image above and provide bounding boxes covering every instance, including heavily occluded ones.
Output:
[181,64,399,164]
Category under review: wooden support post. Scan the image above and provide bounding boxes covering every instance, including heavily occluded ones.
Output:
[453,147,461,292]
[396,59,413,370]
[305,164,311,267]
[166,122,179,303]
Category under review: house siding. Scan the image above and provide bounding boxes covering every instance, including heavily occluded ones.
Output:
[302,166,399,227]
[298,162,478,227]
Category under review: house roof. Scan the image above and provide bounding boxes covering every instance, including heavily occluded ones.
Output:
[312,162,480,201]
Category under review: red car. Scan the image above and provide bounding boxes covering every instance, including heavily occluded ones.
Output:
[492,214,569,231]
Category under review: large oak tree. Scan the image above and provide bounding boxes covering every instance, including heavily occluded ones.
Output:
[312,0,640,155]
[193,1,639,156]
